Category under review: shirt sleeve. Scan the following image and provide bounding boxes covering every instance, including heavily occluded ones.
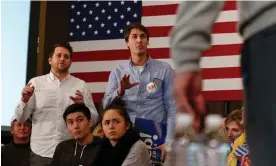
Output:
[163,66,176,143]
[102,69,120,108]
[14,79,35,121]
[84,83,99,125]
[170,1,224,73]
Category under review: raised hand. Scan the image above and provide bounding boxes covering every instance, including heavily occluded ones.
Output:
[21,83,34,103]
[118,74,139,96]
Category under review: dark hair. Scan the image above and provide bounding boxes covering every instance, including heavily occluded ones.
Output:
[63,104,91,122]
[101,97,132,128]
[49,42,73,58]
[124,23,149,42]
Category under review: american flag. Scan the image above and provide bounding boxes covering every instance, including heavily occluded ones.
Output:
[68,1,243,103]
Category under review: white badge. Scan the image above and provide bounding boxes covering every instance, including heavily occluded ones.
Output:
[147,82,157,93]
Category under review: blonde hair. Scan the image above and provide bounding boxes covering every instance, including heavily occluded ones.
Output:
[92,123,104,138]
[225,109,243,127]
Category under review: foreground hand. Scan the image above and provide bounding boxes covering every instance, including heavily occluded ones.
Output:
[173,72,205,131]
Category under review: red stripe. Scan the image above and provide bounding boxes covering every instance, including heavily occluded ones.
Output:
[223,1,237,11]
[91,90,243,103]
[72,44,241,62]
[147,22,237,37]
[202,67,241,79]
[142,1,237,17]
[71,67,241,83]
[142,4,178,16]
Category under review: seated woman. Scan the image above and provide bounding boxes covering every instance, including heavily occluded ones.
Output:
[225,109,250,166]
[94,97,151,166]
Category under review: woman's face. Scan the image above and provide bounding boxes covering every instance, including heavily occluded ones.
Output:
[225,121,243,142]
[102,109,129,142]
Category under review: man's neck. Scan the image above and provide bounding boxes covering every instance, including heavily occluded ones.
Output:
[50,69,69,81]
[13,138,29,145]
[77,133,93,145]
[131,53,148,66]
[110,140,118,147]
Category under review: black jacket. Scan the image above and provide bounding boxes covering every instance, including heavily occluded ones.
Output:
[51,136,102,166]
[1,141,31,166]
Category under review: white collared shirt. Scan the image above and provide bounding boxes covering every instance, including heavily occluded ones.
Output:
[14,72,98,158]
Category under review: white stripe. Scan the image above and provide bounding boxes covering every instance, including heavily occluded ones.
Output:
[87,78,243,93]
[70,33,242,52]
[142,1,181,6]
[69,55,240,73]
[142,10,238,27]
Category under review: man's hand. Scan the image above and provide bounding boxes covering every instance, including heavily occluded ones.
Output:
[117,74,139,96]
[21,83,34,103]
[173,72,205,130]
[153,144,166,162]
[70,90,84,104]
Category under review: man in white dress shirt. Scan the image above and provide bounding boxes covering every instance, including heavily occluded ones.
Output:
[14,42,99,166]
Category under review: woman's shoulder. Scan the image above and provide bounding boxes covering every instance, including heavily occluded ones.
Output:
[131,140,148,152]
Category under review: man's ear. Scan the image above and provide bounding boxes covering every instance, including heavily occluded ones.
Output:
[48,56,52,65]
[89,120,93,128]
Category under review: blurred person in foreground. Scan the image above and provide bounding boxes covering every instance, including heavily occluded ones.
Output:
[170,1,276,165]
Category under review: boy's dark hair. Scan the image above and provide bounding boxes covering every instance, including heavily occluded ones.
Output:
[49,42,73,58]
[63,104,91,122]
[124,23,149,42]
[101,97,133,128]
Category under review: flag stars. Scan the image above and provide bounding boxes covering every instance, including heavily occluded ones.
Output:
[77,11,81,15]
[127,7,131,11]
[82,31,86,36]
[107,15,112,20]
[119,29,124,33]
[88,24,92,28]
[113,22,117,27]
[83,4,87,8]
[94,30,98,35]
[108,1,112,6]
[70,18,74,23]
[133,13,137,18]
[71,5,75,9]
[101,23,105,27]
[95,3,99,7]
[76,25,80,29]
[114,8,118,12]
[69,32,73,36]
[95,16,99,21]
[126,21,130,25]
[107,29,111,34]
[83,17,86,22]
[101,9,106,13]
[120,14,124,19]
[121,0,125,5]
[89,10,93,15]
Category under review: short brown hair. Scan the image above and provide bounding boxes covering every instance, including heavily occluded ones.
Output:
[49,42,73,58]
[225,109,242,127]
[124,23,149,42]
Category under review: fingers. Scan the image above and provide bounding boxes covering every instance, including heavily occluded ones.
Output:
[194,94,205,115]
[130,82,139,87]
